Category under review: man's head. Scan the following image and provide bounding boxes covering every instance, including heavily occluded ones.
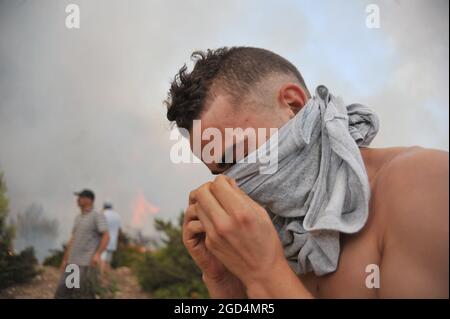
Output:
[74,189,95,212]
[103,202,113,210]
[165,47,310,174]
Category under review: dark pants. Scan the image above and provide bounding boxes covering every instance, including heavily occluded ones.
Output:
[54,266,100,299]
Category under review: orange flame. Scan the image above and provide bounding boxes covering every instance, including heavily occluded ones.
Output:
[131,190,159,228]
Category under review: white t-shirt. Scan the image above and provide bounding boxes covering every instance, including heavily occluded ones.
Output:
[104,209,121,251]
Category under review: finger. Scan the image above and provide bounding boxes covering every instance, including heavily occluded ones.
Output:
[210,175,253,216]
[186,220,205,235]
[223,175,263,212]
[226,176,250,198]
[183,219,205,247]
[194,202,216,234]
[184,204,199,225]
[227,176,240,190]
[195,183,231,228]
[189,190,197,205]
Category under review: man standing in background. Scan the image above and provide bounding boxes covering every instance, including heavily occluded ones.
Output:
[55,189,110,299]
[100,202,121,274]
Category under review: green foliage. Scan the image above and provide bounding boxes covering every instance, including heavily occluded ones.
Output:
[96,276,119,299]
[110,230,145,269]
[14,203,59,263]
[43,245,65,268]
[41,212,209,298]
[136,213,208,298]
[0,172,14,250]
[43,244,119,299]
[111,245,145,270]
[0,172,38,290]
[0,247,39,289]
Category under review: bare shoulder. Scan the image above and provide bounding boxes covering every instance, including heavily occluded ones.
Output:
[386,146,448,179]
[378,146,448,208]
[375,146,448,227]
[374,147,449,297]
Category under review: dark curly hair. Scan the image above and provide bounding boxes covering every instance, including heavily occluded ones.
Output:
[165,47,309,131]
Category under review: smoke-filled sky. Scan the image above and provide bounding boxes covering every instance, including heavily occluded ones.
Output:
[0,0,448,250]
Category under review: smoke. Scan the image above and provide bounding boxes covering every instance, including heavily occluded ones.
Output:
[0,0,448,252]
[13,203,59,263]
[365,0,449,149]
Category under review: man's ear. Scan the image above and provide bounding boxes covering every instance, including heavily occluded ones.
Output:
[277,83,308,115]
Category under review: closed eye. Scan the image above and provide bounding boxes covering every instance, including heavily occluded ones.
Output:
[211,137,248,175]
[211,162,235,175]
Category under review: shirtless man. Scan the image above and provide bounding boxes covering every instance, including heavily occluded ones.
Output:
[165,47,449,298]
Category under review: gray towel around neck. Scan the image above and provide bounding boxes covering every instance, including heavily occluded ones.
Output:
[224,85,380,276]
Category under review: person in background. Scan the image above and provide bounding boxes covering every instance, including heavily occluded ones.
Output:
[100,201,121,274]
[55,189,110,299]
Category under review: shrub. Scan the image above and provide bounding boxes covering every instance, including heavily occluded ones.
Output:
[111,245,145,270]
[110,230,145,269]
[136,213,208,298]
[0,247,39,289]
[0,172,38,290]
[43,245,65,268]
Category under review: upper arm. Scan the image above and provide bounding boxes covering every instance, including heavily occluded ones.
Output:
[95,213,109,234]
[71,216,79,235]
[379,148,449,298]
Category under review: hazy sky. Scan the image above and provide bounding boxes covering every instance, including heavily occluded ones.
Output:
[0,0,448,250]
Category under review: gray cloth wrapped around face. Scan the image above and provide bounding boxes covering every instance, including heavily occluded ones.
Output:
[224,85,380,276]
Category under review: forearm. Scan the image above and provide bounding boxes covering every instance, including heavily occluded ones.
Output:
[62,238,73,264]
[95,232,110,255]
[244,260,314,299]
[203,273,247,299]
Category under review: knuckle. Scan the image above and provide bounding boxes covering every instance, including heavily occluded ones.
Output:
[182,224,189,235]
[204,235,215,250]
[208,230,217,242]
[188,190,197,204]
[229,206,241,216]
[235,212,251,225]
[209,180,219,193]
[184,205,194,218]
[215,223,231,237]
[205,181,213,190]
[214,174,227,184]
[197,182,211,195]
[211,175,226,192]
[257,206,267,216]
[183,221,191,233]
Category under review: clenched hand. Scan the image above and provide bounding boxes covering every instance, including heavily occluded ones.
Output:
[184,175,296,298]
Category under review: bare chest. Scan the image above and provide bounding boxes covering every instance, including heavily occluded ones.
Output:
[299,207,382,298]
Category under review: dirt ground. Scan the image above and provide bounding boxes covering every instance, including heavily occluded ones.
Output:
[0,265,151,299]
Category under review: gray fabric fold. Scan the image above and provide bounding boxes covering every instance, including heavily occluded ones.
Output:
[224,85,379,276]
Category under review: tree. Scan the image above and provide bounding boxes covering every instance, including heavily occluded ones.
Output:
[136,213,208,298]
[14,203,59,262]
[0,172,38,290]
[0,172,14,252]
